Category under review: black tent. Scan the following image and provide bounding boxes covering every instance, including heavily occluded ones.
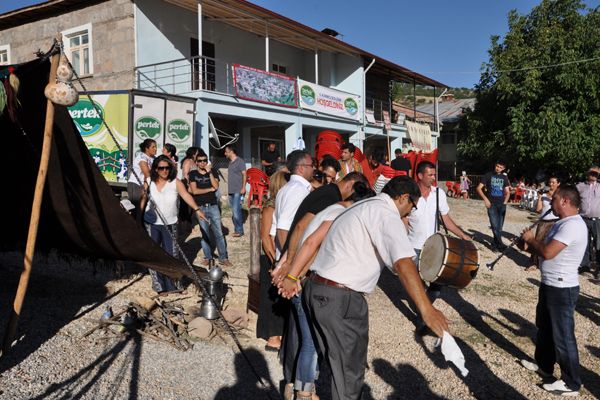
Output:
[2,54,190,279]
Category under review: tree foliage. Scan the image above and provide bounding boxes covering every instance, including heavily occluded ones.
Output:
[458,0,600,176]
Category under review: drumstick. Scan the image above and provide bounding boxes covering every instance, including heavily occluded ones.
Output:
[485,209,553,271]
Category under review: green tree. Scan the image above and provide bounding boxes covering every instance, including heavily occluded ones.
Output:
[458,0,600,176]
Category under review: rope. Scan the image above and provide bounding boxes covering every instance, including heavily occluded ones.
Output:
[59,41,275,395]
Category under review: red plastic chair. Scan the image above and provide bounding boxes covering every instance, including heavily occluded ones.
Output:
[317,130,343,144]
[513,187,524,203]
[453,182,461,197]
[445,181,454,196]
[246,168,270,208]
[315,141,342,162]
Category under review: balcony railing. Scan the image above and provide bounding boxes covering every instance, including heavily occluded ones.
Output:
[135,55,235,96]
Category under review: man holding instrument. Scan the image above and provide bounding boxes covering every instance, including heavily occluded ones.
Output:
[519,185,586,397]
[406,161,471,336]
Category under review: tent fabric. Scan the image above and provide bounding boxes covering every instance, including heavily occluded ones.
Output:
[2,56,189,279]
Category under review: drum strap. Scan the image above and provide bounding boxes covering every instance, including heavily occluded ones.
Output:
[436,187,448,234]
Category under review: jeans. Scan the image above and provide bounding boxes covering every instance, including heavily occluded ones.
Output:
[535,284,581,390]
[145,223,179,293]
[581,218,600,268]
[487,202,506,247]
[228,193,244,235]
[198,204,228,261]
[293,294,319,392]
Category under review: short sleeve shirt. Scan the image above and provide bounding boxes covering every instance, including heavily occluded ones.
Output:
[310,193,416,293]
[227,157,246,194]
[391,157,411,174]
[189,169,219,205]
[128,153,154,185]
[282,183,343,253]
[541,215,587,288]
[483,172,510,204]
[261,150,280,175]
[407,187,450,250]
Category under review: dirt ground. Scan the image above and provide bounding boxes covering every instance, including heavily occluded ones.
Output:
[0,196,599,399]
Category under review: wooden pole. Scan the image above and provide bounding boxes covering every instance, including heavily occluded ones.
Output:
[1,38,61,356]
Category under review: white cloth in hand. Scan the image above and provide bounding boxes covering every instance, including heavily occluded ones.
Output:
[435,331,469,377]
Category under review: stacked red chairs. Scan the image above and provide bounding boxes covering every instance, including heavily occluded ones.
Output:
[246,168,270,208]
[315,130,343,162]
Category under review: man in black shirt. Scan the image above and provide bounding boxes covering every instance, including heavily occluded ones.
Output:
[189,151,232,267]
[390,148,412,177]
[476,161,511,251]
[261,142,281,176]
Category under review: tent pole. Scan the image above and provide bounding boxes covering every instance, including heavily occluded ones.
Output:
[1,38,61,356]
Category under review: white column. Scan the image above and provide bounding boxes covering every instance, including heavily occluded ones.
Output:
[265,23,270,71]
[314,49,319,84]
[284,123,299,156]
[196,106,209,155]
[197,0,203,89]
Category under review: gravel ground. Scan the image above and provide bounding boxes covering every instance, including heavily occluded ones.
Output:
[0,198,599,399]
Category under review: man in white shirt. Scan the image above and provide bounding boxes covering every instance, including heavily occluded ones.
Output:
[274,150,314,258]
[519,185,586,397]
[304,176,449,400]
[406,161,471,335]
[576,166,600,276]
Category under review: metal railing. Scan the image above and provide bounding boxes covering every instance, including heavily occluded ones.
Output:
[135,55,235,96]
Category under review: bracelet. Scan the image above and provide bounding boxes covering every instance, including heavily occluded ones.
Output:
[286,273,299,282]
[194,208,200,212]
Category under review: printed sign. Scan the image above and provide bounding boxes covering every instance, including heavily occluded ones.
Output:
[233,64,297,108]
[406,120,433,152]
[297,79,361,121]
[132,95,165,159]
[68,94,129,183]
[165,99,195,161]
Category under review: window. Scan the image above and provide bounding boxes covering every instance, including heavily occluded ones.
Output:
[272,63,287,74]
[0,45,10,66]
[62,24,93,76]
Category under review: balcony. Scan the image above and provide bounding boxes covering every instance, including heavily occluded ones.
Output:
[135,55,235,96]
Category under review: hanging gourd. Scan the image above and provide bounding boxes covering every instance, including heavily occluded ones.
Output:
[44,51,78,106]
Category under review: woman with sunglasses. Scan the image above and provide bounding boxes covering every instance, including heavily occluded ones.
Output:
[188,151,232,267]
[142,155,207,295]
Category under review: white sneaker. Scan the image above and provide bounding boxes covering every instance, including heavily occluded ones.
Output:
[520,359,552,378]
[542,379,579,396]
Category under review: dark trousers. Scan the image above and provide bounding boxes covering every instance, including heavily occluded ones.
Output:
[487,202,506,247]
[304,279,368,400]
[256,255,287,340]
[581,218,600,268]
[535,284,581,390]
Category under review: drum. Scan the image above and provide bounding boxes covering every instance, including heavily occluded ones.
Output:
[418,233,480,289]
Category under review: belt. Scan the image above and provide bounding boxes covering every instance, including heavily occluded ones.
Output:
[584,217,600,221]
[309,272,352,291]
[199,203,216,207]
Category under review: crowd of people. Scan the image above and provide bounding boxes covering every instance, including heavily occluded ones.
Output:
[124,138,597,398]
[251,145,596,399]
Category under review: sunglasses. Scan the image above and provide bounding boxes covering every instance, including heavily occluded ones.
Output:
[196,158,208,163]
[409,197,418,210]
[157,165,172,171]
[313,171,324,181]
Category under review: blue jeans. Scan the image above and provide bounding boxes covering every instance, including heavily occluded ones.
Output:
[228,193,244,235]
[535,284,581,390]
[198,204,228,261]
[145,223,179,293]
[487,203,506,247]
[293,294,319,392]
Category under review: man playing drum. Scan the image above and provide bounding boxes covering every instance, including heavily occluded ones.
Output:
[405,161,472,335]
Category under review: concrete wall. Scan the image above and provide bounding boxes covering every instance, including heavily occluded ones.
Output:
[0,0,135,90]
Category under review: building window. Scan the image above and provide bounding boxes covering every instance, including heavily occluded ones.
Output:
[62,24,93,76]
[0,45,10,65]
[272,63,287,74]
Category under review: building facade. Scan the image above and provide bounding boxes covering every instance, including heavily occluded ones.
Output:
[0,0,444,166]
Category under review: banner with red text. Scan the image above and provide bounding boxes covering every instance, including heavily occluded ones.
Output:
[298,79,361,121]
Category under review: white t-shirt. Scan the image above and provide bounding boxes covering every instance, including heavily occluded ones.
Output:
[540,215,587,288]
[128,153,154,185]
[408,187,449,250]
[310,193,415,293]
[145,179,179,225]
[299,203,345,246]
[540,194,558,220]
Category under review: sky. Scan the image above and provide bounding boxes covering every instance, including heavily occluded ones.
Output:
[2,0,599,88]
